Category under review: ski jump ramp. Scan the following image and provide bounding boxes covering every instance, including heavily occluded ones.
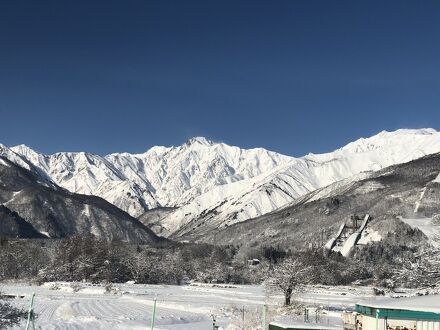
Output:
[325,214,370,257]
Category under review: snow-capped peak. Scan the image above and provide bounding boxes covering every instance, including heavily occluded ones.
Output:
[338,128,440,155]
[11,143,39,153]
[7,137,291,217]
[5,128,440,239]
[184,136,214,147]
[379,128,438,136]
[154,128,440,238]
[1,144,34,172]
[11,144,47,162]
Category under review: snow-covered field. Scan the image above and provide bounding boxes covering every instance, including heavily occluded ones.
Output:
[0,282,403,330]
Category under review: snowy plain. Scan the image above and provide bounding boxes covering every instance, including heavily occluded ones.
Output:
[0,282,394,330]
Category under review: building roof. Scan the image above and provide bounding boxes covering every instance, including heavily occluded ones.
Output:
[357,295,440,313]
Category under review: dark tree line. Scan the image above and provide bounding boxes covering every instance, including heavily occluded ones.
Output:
[0,236,265,285]
[0,234,432,290]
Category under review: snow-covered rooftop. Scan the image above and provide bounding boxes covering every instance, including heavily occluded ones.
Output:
[357,295,440,313]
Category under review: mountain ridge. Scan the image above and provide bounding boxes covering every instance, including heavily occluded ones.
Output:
[0,155,160,243]
[7,137,292,217]
[3,128,440,238]
[197,152,440,251]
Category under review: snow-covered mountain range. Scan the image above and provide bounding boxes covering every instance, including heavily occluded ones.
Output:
[0,156,159,242]
[2,128,440,238]
[4,137,291,217]
[202,150,440,252]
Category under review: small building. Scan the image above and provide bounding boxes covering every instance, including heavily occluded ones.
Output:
[343,295,440,330]
[247,258,260,266]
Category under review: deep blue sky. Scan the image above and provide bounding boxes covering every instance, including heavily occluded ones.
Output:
[1,1,439,156]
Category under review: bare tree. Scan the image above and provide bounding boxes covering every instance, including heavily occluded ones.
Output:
[390,231,440,288]
[122,250,151,283]
[265,257,311,306]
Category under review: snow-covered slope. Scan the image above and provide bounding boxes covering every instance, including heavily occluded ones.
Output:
[9,137,291,218]
[6,128,440,238]
[164,129,440,238]
[202,151,440,251]
[0,156,159,242]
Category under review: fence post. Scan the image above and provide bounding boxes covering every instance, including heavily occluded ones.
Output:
[242,305,245,330]
[261,304,266,330]
[150,297,157,330]
[212,313,219,330]
[25,292,35,330]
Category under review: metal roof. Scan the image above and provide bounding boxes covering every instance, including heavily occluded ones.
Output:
[356,295,440,320]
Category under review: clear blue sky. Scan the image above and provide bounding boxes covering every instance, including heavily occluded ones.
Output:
[1,1,439,156]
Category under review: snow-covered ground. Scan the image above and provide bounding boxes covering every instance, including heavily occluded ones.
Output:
[434,172,440,183]
[2,282,262,330]
[0,282,414,330]
[399,217,440,246]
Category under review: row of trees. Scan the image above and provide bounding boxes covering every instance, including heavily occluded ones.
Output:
[390,235,440,288]
[265,249,372,305]
[0,237,366,287]
[0,236,267,285]
[1,234,438,309]
[353,232,440,289]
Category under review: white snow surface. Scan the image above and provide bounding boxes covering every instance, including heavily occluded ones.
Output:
[9,138,291,218]
[358,294,440,313]
[357,229,382,245]
[0,144,33,171]
[399,217,440,245]
[270,321,341,329]
[5,128,440,236]
[414,187,427,213]
[340,233,361,257]
[337,215,370,257]
[0,157,9,167]
[1,282,392,330]
[325,224,346,250]
[434,171,440,183]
